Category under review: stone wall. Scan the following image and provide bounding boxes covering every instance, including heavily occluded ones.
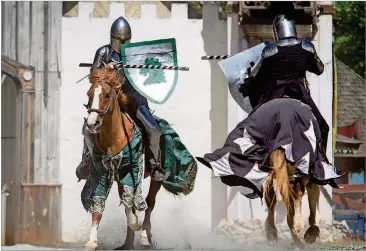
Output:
[61,1,227,245]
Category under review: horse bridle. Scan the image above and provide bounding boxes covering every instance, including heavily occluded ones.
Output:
[86,81,121,117]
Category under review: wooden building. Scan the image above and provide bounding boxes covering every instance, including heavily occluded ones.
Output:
[1,1,62,245]
[212,1,337,226]
[333,59,366,239]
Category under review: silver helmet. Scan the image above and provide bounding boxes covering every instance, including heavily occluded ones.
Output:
[110,16,132,53]
[272,14,297,41]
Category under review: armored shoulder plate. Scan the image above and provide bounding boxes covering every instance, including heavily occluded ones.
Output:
[95,45,109,57]
[276,38,301,47]
[262,43,278,59]
[301,39,316,54]
[92,45,111,69]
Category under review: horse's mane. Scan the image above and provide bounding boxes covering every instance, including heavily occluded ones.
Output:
[89,68,129,108]
[90,67,122,86]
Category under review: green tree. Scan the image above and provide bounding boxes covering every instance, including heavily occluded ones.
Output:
[140,58,167,86]
[334,1,365,78]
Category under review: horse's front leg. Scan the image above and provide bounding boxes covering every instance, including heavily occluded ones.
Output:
[84,213,102,250]
[287,181,305,250]
[114,184,137,250]
[304,183,320,244]
[118,183,143,231]
[139,179,162,247]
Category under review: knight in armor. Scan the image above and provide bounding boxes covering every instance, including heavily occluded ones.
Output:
[86,16,165,181]
[240,14,329,152]
[196,13,343,206]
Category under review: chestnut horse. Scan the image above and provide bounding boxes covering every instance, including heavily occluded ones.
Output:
[82,68,163,250]
[263,149,321,249]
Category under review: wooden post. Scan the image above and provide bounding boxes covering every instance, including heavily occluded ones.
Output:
[45,2,62,183]
[31,1,46,183]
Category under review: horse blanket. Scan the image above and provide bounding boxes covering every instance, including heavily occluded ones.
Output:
[77,116,198,210]
[154,116,197,195]
[80,125,147,214]
[197,98,344,199]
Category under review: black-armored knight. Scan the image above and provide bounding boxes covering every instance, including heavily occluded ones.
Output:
[240,14,329,152]
[87,16,165,181]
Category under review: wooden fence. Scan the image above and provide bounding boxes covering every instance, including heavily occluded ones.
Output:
[333,184,366,239]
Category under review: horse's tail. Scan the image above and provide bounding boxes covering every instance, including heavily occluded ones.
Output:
[264,149,294,211]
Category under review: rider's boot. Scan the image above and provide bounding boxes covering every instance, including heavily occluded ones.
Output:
[136,105,165,182]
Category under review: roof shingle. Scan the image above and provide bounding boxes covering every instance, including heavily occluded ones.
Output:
[336,59,366,157]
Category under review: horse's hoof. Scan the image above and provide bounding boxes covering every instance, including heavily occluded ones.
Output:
[265,229,277,245]
[139,230,152,247]
[265,221,278,246]
[291,241,305,250]
[267,236,277,246]
[304,225,320,244]
[114,244,135,250]
[83,242,98,250]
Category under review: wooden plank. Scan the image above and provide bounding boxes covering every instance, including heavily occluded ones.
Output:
[333,194,366,210]
[33,72,45,183]
[16,1,31,65]
[334,215,360,220]
[357,217,364,238]
[62,1,78,17]
[333,184,366,194]
[333,209,366,216]
[93,1,109,18]
[48,2,62,72]
[30,1,45,183]
[45,73,61,182]
[45,2,62,182]
[125,1,141,18]
[30,1,45,71]
[1,76,19,245]
[2,1,17,59]
[19,92,34,184]
[19,185,61,244]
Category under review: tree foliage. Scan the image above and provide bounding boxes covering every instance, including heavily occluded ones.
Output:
[334,1,365,78]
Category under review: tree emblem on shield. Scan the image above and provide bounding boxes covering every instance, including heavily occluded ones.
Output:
[121,38,178,104]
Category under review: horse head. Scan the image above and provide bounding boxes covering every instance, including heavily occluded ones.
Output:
[86,68,122,134]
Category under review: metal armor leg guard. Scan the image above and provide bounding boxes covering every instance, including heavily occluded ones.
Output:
[136,105,164,180]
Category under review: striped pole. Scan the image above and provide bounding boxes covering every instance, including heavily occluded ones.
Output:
[201,55,231,60]
[122,64,189,71]
[79,63,189,71]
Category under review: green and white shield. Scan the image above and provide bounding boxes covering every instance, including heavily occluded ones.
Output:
[121,38,178,104]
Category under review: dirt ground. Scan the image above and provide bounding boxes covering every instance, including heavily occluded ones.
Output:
[2,239,366,250]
